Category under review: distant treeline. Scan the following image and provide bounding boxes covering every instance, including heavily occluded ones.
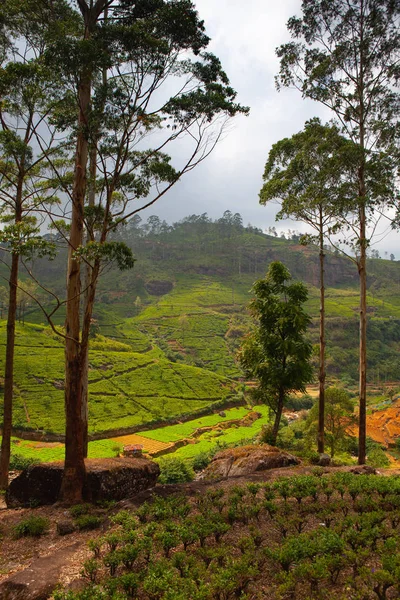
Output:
[110,211,357,286]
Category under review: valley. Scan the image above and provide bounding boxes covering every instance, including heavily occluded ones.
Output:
[1,217,400,467]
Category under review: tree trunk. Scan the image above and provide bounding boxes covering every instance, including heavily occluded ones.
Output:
[317,207,325,454]
[81,260,100,457]
[358,203,367,464]
[59,70,91,503]
[81,143,97,458]
[358,29,367,465]
[59,0,113,502]
[0,252,19,489]
[270,388,285,446]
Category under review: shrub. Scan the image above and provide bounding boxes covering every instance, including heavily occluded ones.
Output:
[367,447,390,468]
[70,503,92,518]
[157,457,194,484]
[9,454,39,471]
[330,452,357,467]
[286,394,314,411]
[13,515,49,538]
[192,452,211,472]
[258,424,276,445]
[75,515,102,531]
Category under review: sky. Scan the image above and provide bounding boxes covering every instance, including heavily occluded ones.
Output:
[138,0,399,257]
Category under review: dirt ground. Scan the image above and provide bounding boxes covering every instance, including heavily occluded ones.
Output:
[1,463,400,591]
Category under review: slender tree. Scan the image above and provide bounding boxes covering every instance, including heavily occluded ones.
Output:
[238,262,313,445]
[0,0,72,488]
[42,0,248,503]
[276,0,400,464]
[260,118,358,454]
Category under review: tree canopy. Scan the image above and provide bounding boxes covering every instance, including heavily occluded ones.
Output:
[238,261,313,445]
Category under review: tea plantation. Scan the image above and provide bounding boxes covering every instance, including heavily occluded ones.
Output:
[2,217,400,441]
[53,472,400,599]
[0,321,238,435]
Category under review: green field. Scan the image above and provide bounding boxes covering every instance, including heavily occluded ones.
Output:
[139,406,252,442]
[172,405,270,460]
[2,405,270,465]
[5,437,122,463]
[0,321,238,435]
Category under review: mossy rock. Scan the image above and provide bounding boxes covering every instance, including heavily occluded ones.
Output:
[6,457,160,507]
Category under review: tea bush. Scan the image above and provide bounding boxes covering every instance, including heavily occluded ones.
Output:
[53,473,400,600]
[13,515,49,538]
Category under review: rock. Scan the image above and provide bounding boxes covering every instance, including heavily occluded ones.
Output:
[6,457,160,507]
[0,542,79,600]
[144,279,173,296]
[56,520,76,536]
[350,465,376,475]
[201,444,300,481]
[218,411,226,418]
[317,453,331,467]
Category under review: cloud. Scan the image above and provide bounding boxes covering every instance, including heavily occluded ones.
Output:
[139,0,399,255]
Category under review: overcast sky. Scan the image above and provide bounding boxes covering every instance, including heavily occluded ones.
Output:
[139,0,399,256]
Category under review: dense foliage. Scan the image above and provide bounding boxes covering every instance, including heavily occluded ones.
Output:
[238,262,313,444]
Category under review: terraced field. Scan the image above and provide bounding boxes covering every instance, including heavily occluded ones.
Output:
[132,276,248,377]
[110,433,171,454]
[3,406,270,464]
[0,321,238,435]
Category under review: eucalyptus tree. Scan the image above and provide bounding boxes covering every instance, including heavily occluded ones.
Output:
[260,118,359,454]
[43,0,248,502]
[276,0,400,464]
[238,262,313,446]
[0,0,74,489]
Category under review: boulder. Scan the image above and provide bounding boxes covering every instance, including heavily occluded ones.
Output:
[317,453,331,467]
[6,457,160,507]
[349,465,376,475]
[56,520,76,536]
[201,444,300,481]
[0,543,79,600]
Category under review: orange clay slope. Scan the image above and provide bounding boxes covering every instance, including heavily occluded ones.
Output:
[351,398,400,448]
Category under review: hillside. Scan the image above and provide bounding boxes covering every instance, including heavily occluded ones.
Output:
[0,322,237,435]
[1,212,400,435]
[2,467,400,600]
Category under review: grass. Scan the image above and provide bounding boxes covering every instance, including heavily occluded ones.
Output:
[2,437,123,463]
[139,406,251,442]
[173,405,270,460]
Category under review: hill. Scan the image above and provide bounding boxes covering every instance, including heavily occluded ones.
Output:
[0,321,237,435]
[1,211,400,435]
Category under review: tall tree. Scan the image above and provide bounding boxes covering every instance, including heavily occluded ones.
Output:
[259,118,357,454]
[276,0,400,464]
[238,261,313,445]
[0,0,72,488]
[43,0,248,503]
